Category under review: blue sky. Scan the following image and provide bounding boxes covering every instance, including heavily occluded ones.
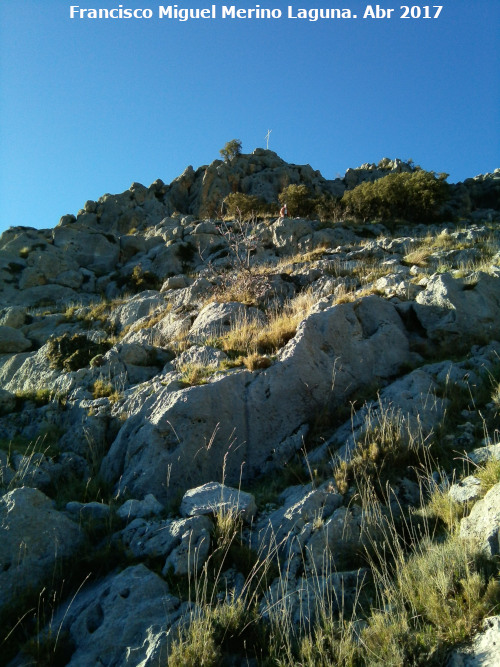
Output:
[1,0,499,235]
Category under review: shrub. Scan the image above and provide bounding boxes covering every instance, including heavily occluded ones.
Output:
[127,265,160,291]
[222,193,265,220]
[342,170,449,223]
[219,139,242,162]
[91,379,121,402]
[278,184,314,218]
[314,193,343,222]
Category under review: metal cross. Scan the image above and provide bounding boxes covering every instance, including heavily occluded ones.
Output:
[265,129,272,149]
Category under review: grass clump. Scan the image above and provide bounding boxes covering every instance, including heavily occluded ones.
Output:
[420,482,466,532]
[178,362,215,387]
[219,289,316,358]
[476,458,500,495]
[242,353,272,371]
[91,379,121,402]
[334,404,425,496]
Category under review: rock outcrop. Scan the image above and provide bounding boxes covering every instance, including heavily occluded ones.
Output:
[1,151,499,665]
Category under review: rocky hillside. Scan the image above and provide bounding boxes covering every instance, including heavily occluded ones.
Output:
[1,152,500,665]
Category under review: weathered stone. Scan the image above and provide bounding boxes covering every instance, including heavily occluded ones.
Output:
[52,226,120,274]
[446,615,500,666]
[0,388,16,415]
[180,482,257,521]
[414,272,500,343]
[262,569,365,629]
[0,325,31,353]
[0,306,27,329]
[449,476,482,504]
[0,487,84,611]
[162,515,212,575]
[48,564,187,667]
[100,296,410,502]
[172,345,228,371]
[460,482,500,556]
[66,501,111,521]
[117,493,164,521]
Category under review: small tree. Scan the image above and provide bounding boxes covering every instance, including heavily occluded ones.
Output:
[220,139,242,162]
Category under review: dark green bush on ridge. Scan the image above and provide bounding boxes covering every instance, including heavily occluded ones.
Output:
[342,170,450,223]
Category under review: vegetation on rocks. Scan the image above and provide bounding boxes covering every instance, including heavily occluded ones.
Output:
[342,169,449,223]
[46,333,111,371]
[0,150,499,665]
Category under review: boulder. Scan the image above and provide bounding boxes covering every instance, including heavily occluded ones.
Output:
[119,515,212,578]
[180,482,257,521]
[100,296,410,502]
[172,345,228,371]
[414,272,500,344]
[0,325,31,353]
[65,501,111,521]
[109,291,166,332]
[448,476,482,504]
[250,482,342,556]
[0,487,84,612]
[116,493,164,521]
[262,569,365,629]
[48,564,187,667]
[460,482,500,557]
[162,516,212,575]
[446,615,500,667]
[52,226,120,274]
[271,218,315,254]
[0,307,27,329]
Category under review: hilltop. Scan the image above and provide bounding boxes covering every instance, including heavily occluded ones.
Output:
[1,151,500,665]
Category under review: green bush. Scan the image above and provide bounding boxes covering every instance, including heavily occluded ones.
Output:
[223,192,265,220]
[342,170,449,223]
[278,184,314,217]
[314,193,343,222]
[219,139,242,162]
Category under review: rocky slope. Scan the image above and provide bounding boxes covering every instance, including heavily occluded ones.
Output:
[1,152,500,665]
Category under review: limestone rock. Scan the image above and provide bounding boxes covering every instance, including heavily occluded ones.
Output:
[49,564,187,667]
[460,482,500,556]
[52,226,120,274]
[100,296,410,502]
[449,476,482,504]
[0,325,31,353]
[116,493,164,521]
[446,615,500,666]
[180,482,257,521]
[0,487,84,612]
[109,291,166,332]
[162,515,212,575]
[467,443,500,465]
[414,272,500,343]
[65,501,111,521]
[262,569,365,629]
[172,345,228,371]
[0,307,27,329]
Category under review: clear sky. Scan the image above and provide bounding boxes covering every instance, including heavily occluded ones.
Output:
[1,0,499,235]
